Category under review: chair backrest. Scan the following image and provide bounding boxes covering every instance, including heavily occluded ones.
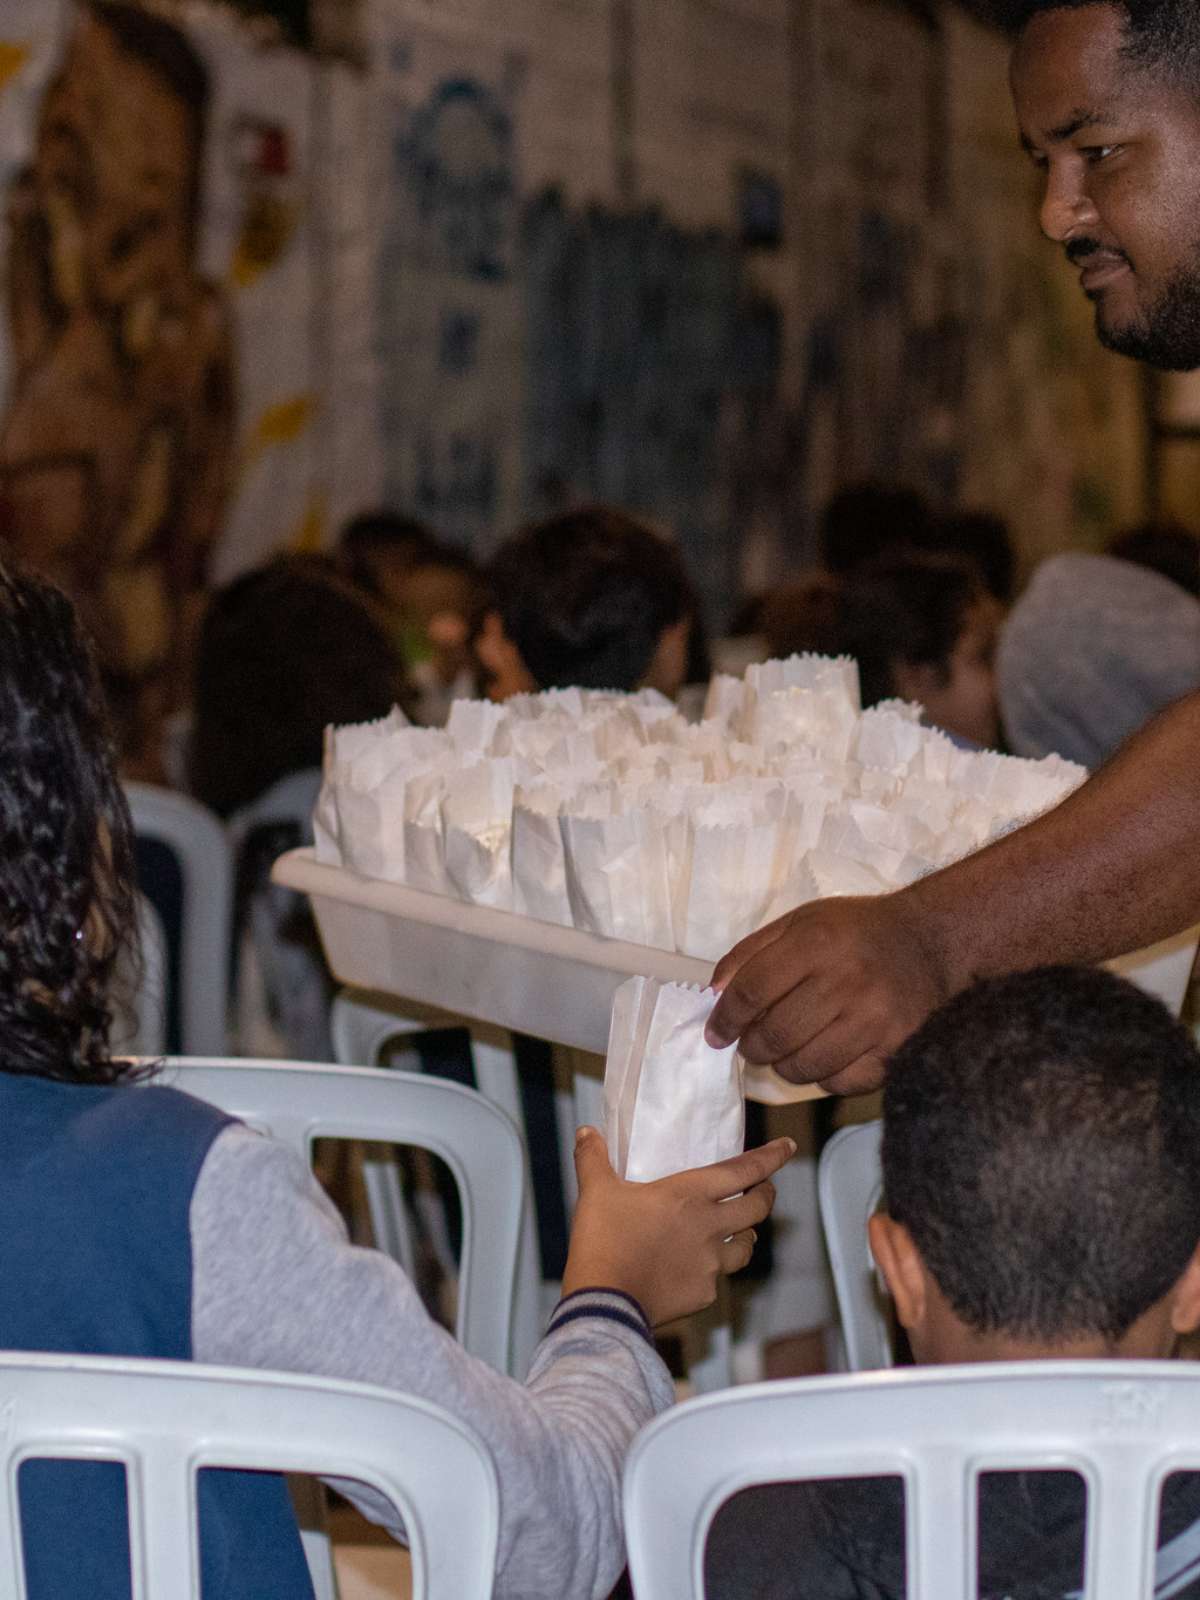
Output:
[0,1350,497,1598]
[157,1057,523,1373]
[126,783,233,1057]
[624,1361,1200,1600]
[818,1120,891,1372]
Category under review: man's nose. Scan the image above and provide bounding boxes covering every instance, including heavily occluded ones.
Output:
[1039,164,1099,243]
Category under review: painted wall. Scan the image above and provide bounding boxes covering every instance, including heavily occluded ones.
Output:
[0,0,1149,693]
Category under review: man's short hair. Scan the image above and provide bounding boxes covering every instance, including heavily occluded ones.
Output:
[883,966,1200,1342]
[486,506,691,692]
[1012,0,1200,97]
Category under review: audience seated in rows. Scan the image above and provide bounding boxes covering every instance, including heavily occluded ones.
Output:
[836,556,1001,749]
[0,554,790,1600]
[998,551,1200,769]
[706,966,1200,1599]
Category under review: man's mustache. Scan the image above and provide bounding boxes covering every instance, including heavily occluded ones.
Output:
[1065,237,1130,267]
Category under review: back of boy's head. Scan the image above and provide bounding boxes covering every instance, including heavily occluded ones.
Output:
[883,966,1200,1344]
[338,511,437,598]
[486,506,690,691]
[838,556,982,708]
[819,483,931,576]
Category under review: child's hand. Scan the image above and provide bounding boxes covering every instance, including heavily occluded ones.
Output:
[561,1129,796,1327]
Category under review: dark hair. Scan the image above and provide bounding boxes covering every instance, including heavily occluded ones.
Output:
[87,2,210,240]
[0,560,140,1084]
[338,511,438,599]
[819,484,932,576]
[486,506,691,692]
[190,556,405,818]
[884,966,1200,1343]
[921,511,1016,604]
[837,557,983,708]
[1012,0,1200,92]
[1108,521,1200,598]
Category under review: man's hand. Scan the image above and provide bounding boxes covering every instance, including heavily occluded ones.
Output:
[704,894,953,1095]
[562,1130,795,1327]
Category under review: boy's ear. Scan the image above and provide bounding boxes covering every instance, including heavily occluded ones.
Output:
[868,1212,927,1332]
[1169,1243,1200,1336]
[475,611,534,699]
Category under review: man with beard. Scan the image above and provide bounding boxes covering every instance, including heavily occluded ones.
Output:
[706,0,1200,1093]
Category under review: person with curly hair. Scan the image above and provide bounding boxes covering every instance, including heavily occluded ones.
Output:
[0,558,790,1600]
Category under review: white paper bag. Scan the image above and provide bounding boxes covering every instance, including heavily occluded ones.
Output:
[603,977,744,1182]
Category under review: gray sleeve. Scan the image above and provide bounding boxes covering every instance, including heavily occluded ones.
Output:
[190,1123,674,1600]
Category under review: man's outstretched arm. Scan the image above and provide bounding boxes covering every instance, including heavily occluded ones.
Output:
[706,690,1200,1094]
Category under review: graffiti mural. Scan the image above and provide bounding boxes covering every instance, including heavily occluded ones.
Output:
[0,1,235,703]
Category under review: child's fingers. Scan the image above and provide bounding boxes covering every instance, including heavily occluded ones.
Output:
[572,1126,614,1193]
[718,1229,758,1276]
[716,1180,778,1236]
[698,1137,796,1200]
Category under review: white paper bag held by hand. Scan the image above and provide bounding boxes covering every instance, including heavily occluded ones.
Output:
[603,977,744,1183]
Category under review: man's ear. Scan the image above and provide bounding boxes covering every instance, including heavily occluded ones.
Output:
[868,1212,927,1332]
[1169,1243,1200,1336]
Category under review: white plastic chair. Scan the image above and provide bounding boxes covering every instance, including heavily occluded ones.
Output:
[110,893,170,1059]
[0,1350,497,1598]
[331,988,546,1378]
[126,782,233,1056]
[156,1057,524,1374]
[818,1121,891,1371]
[624,1360,1200,1599]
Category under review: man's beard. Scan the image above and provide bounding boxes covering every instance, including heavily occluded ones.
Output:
[1097,257,1200,371]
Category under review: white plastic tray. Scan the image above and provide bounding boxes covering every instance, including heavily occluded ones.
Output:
[275,849,1199,1098]
[273,849,821,1105]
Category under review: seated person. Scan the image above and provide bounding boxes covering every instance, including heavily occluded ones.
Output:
[476,505,694,699]
[0,556,792,1600]
[837,555,1000,749]
[189,555,408,1059]
[706,965,1200,1599]
[998,551,1200,769]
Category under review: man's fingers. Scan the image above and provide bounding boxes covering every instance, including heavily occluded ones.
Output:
[719,1229,758,1276]
[709,912,794,995]
[706,919,806,1048]
[718,1181,777,1236]
[699,1136,796,1200]
[734,976,842,1068]
[572,1125,613,1194]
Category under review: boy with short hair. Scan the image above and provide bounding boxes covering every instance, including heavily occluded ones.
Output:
[477,505,694,699]
[706,966,1200,1598]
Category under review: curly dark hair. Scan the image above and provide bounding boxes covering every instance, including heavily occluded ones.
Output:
[883,965,1200,1342]
[0,560,140,1083]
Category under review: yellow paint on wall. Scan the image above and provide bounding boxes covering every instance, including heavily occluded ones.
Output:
[0,42,31,94]
[239,394,314,477]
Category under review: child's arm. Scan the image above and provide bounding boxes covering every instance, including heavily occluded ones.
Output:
[190,1124,791,1600]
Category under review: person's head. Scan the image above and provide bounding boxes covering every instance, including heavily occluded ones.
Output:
[0,559,139,1085]
[1012,1,1200,370]
[819,484,932,577]
[337,512,438,608]
[997,550,1200,767]
[479,506,693,697]
[190,555,405,817]
[838,557,1000,748]
[921,510,1017,605]
[1108,520,1200,597]
[870,966,1200,1364]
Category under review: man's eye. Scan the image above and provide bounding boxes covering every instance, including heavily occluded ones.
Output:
[1082,144,1119,164]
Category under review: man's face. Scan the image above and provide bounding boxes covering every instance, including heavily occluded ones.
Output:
[1012,4,1200,370]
